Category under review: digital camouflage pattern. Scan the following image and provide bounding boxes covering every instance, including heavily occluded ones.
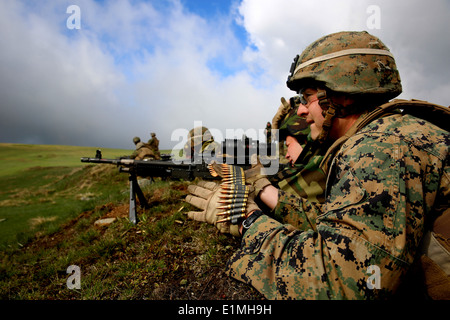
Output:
[227,112,449,299]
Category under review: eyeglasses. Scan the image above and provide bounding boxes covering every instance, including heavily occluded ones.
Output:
[298,90,318,107]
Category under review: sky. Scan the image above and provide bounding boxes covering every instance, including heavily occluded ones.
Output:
[0,0,449,150]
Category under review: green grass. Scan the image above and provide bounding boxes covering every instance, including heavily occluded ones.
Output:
[0,143,173,247]
[0,165,128,248]
[0,143,132,177]
[0,143,262,300]
[0,143,132,248]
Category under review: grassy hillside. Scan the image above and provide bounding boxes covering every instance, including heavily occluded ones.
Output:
[0,143,131,177]
[0,143,132,247]
[0,143,261,300]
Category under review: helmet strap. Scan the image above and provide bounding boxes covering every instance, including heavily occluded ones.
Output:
[316,89,365,143]
[317,89,337,143]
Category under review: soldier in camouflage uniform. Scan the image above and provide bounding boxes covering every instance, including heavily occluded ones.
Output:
[182,126,220,163]
[147,132,161,159]
[130,136,158,160]
[186,31,449,299]
[264,121,272,145]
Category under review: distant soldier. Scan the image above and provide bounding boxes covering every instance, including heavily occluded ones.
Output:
[148,132,161,159]
[130,137,158,160]
[264,121,272,145]
[183,126,220,163]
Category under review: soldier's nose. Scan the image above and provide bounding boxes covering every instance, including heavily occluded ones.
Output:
[297,105,309,118]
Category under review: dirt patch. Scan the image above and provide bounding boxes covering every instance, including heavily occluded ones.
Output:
[28,216,58,229]
[23,209,96,252]
[103,204,129,219]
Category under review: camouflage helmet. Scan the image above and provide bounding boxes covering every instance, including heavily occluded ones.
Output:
[133,136,141,144]
[286,31,402,100]
[187,126,213,147]
[276,97,310,145]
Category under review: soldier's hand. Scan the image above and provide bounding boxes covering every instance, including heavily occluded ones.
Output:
[272,97,291,130]
[185,180,240,236]
[209,158,271,198]
[244,155,272,197]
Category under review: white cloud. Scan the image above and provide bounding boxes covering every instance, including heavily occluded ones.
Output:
[237,0,450,106]
[0,0,448,150]
[237,0,368,81]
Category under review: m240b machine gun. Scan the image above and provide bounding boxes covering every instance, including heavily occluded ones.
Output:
[80,153,218,224]
[81,137,279,224]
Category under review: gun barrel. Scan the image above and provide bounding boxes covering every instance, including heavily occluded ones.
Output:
[80,157,120,164]
[81,156,211,180]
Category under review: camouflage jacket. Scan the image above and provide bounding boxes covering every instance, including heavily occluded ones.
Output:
[272,137,330,204]
[131,142,157,160]
[227,111,449,299]
[148,137,159,151]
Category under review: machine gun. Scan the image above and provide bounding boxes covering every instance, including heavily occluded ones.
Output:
[80,153,220,224]
[81,137,280,224]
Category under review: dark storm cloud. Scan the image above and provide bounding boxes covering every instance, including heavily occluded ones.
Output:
[1,0,448,150]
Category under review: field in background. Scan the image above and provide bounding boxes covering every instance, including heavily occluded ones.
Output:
[0,143,132,247]
[0,143,132,177]
[0,143,261,300]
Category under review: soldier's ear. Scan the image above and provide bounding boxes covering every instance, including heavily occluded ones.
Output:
[329,93,355,108]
